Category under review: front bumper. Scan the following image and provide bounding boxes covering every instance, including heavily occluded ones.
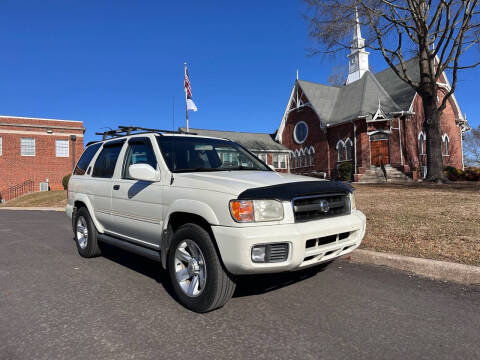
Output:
[212,210,366,275]
[65,204,73,219]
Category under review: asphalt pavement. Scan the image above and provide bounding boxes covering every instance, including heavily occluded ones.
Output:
[1,210,479,360]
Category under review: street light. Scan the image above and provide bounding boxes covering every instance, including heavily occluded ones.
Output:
[70,135,77,171]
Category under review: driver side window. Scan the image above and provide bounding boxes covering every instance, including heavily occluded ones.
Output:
[122,139,158,179]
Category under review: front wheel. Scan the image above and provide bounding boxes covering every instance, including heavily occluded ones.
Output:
[168,223,236,313]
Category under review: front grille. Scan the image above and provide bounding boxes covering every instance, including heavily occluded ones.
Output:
[266,243,289,262]
[292,193,350,222]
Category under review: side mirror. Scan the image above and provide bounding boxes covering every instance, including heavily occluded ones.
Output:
[128,164,160,182]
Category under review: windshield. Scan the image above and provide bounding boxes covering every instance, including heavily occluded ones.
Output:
[156,136,271,173]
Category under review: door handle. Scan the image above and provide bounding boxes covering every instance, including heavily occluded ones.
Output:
[113,185,120,190]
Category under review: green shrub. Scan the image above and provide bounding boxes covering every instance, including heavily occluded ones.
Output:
[62,174,72,190]
[338,162,353,181]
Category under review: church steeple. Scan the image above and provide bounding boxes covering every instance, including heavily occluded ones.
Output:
[346,8,369,84]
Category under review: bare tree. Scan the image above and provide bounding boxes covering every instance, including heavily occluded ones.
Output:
[304,0,479,181]
[327,64,348,85]
[464,124,480,166]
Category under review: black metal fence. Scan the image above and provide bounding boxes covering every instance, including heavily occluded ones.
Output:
[0,180,34,203]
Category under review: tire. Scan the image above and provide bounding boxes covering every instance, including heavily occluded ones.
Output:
[74,207,101,258]
[167,223,236,313]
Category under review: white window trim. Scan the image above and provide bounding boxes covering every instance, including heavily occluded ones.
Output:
[293,121,309,144]
[273,153,279,168]
[55,139,70,157]
[277,153,287,169]
[290,152,295,169]
[442,133,450,156]
[345,138,353,161]
[418,131,426,155]
[21,137,36,157]
[336,140,346,162]
[308,146,315,166]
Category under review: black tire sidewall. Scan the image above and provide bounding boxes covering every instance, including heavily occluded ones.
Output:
[74,208,97,257]
[167,224,225,312]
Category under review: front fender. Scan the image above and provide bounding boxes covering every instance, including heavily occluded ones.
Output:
[163,199,220,230]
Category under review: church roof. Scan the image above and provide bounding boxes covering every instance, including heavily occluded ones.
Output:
[375,58,419,111]
[296,58,419,126]
[179,128,289,151]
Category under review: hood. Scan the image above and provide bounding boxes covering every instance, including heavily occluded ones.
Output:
[173,170,319,196]
[172,170,352,199]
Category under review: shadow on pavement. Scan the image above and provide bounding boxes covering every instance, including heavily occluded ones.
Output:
[233,262,332,298]
[96,240,333,301]
[98,242,176,299]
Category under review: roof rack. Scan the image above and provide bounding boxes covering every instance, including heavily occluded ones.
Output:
[95,126,193,140]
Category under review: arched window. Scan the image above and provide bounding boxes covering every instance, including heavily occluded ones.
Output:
[299,149,305,167]
[290,152,295,169]
[309,146,315,166]
[442,134,449,155]
[294,150,301,168]
[418,132,425,155]
[336,140,345,162]
[345,138,353,161]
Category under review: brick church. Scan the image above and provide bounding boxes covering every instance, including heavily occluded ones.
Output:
[276,13,470,181]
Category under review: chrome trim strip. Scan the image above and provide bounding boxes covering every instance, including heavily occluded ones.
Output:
[109,210,161,225]
[94,209,161,225]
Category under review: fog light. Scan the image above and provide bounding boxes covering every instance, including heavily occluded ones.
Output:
[251,245,266,263]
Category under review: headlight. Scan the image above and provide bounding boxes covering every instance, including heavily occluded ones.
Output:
[349,193,356,211]
[229,199,284,222]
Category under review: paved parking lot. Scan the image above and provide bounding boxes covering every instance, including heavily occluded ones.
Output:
[1,210,479,360]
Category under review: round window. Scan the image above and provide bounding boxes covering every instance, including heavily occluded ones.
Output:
[294,121,308,144]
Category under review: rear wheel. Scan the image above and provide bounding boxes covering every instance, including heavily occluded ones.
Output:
[168,223,236,313]
[74,207,101,258]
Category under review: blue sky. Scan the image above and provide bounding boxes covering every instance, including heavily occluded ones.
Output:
[0,0,478,144]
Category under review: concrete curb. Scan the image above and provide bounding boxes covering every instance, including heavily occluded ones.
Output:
[0,207,65,212]
[348,249,480,285]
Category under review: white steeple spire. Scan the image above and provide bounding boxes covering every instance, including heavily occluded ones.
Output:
[346,7,370,84]
[354,7,362,40]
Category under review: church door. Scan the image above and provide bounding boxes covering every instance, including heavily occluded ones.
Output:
[370,133,390,166]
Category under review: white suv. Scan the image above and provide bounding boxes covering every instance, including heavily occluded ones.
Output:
[67,127,366,312]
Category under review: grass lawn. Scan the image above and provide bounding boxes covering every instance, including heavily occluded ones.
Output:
[354,183,480,266]
[0,191,67,208]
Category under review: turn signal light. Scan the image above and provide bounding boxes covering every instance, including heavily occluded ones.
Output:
[229,200,254,222]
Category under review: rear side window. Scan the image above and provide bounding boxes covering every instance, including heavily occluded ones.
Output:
[74,143,102,175]
[92,141,124,178]
[122,138,158,179]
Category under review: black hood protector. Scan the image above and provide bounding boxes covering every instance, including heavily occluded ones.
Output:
[237,181,353,201]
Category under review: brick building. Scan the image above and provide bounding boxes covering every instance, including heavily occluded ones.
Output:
[180,128,291,172]
[0,116,84,196]
[276,14,470,182]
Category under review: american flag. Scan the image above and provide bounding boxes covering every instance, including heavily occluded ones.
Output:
[184,64,197,112]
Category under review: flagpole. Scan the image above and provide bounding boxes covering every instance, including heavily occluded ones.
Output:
[184,62,189,133]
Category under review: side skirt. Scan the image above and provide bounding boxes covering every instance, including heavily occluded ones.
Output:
[97,233,161,262]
